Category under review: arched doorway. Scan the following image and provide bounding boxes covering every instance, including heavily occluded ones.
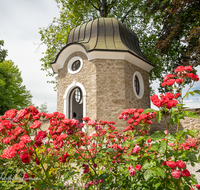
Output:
[63,81,86,122]
[69,87,83,123]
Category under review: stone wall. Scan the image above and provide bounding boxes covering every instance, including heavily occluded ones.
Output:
[124,60,150,110]
[92,59,150,131]
[57,51,97,120]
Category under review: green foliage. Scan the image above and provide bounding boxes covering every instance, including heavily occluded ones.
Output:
[144,0,200,77]
[0,40,7,62]
[0,60,32,115]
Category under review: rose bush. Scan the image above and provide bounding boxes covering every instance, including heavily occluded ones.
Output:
[0,65,200,190]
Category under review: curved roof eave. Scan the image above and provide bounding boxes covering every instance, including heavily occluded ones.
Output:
[51,43,88,73]
[51,43,154,73]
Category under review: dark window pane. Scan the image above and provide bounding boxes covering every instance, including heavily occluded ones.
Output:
[134,76,140,95]
[72,60,81,71]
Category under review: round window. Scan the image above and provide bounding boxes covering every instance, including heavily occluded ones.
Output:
[67,56,83,74]
[74,88,82,103]
[133,71,144,99]
[72,60,81,71]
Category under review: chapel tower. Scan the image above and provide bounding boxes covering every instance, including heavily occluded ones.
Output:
[51,18,154,131]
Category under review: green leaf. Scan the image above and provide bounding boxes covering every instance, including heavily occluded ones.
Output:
[186,152,197,162]
[183,111,200,119]
[130,156,139,161]
[99,173,109,180]
[105,148,115,153]
[185,92,189,98]
[158,141,167,153]
[40,184,48,188]
[156,111,162,122]
[151,131,165,140]
[193,90,200,95]
[155,167,166,179]
[143,162,154,169]
[142,108,156,114]
[184,185,191,190]
[100,148,115,153]
[177,129,188,138]
[150,143,159,151]
[191,176,198,184]
[144,169,155,181]
[189,91,195,96]
[170,116,175,126]
[166,133,176,141]
[133,136,146,144]
[96,153,103,159]
[188,129,199,137]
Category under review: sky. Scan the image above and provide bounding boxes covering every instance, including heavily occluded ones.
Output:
[0,0,60,113]
[0,0,200,113]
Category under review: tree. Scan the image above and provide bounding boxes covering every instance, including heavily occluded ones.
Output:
[0,60,32,115]
[145,0,200,68]
[34,102,48,113]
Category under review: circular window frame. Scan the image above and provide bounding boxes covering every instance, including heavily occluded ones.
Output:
[68,56,83,74]
[133,71,144,99]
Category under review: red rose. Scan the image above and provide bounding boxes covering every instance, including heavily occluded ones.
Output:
[93,163,97,168]
[82,117,90,122]
[176,78,183,84]
[166,161,176,168]
[17,109,28,119]
[195,184,200,189]
[1,146,16,159]
[167,79,175,86]
[132,145,141,154]
[20,135,31,144]
[135,164,142,171]
[5,109,16,119]
[129,168,136,176]
[184,65,193,72]
[30,120,41,129]
[171,170,181,179]
[161,82,167,87]
[19,151,30,163]
[84,167,89,173]
[36,131,47,139]
[176,160,185,169]
[182,169,191,177]
[174,66,185,73]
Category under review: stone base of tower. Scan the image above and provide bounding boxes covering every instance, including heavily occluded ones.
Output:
[57,52,150,132]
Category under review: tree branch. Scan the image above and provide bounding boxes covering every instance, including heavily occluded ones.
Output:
[88,0,100,11]
[107,0,117,13]
[122,4,138,23]
[122,8,133,23]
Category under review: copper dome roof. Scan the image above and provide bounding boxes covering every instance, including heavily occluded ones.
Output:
[66,17,153,66]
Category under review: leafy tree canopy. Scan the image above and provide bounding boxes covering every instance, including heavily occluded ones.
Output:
[145,0,200,67]
[0,59,33,115]
[0,40,7,62]
[39,0,199,91]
